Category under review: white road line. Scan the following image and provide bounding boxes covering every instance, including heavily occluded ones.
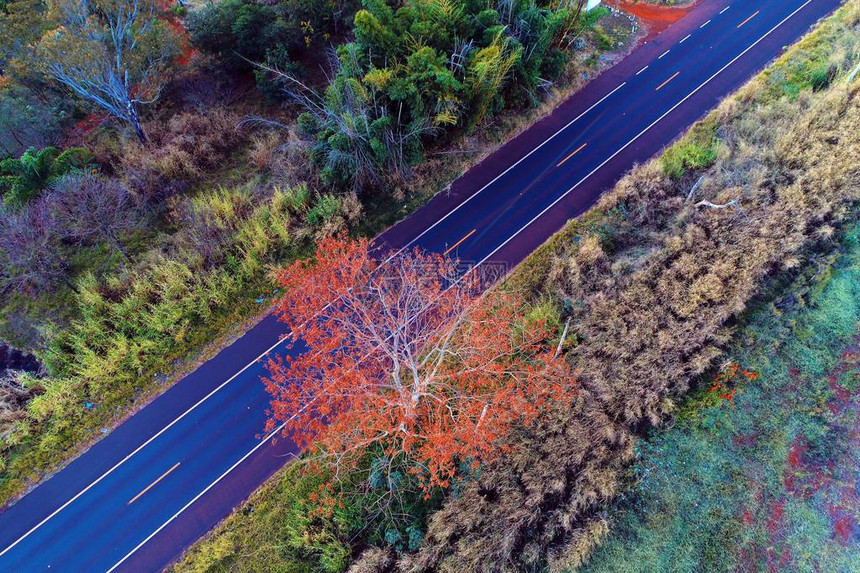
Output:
[700,19,711,28]
[106,420,290,573]
[720,6,731,15]
[636,65,649,75]
[680,33,692,44]
[468,0,814,280]
[0,332,292,559]
[659,49,670,59]
[384,81,628,261]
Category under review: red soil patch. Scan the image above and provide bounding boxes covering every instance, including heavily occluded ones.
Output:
[828,506,856,544]
[61,112,111,148]
[787,436,807,470]
[612,1,699,40]
[766,501,785,534]
[733,341,860,569]
[732,432,757,448]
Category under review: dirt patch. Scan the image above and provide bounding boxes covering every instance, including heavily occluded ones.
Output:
[613,0,699,40]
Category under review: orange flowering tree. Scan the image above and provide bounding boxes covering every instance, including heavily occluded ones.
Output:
[264,236,575,494]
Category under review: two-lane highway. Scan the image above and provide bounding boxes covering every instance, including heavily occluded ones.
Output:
[0,0,843,570]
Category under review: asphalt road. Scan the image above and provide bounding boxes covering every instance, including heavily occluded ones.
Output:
[0,0,843,570]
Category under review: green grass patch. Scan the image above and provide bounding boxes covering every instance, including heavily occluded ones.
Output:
[660,120,719,178]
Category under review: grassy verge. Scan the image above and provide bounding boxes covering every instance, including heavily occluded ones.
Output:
[581,225,860,572]
[0,12,637,506]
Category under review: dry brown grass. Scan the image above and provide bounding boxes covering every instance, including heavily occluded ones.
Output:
[116,107,247,204]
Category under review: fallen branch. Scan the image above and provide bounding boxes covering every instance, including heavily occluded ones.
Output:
[685,175,706,203]
[695,197,750,221]
[695,198,740,210]
[848,60,860,84]
[426,149,482,156]
[555,317,572,359]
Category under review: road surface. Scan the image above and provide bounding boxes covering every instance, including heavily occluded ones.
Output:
[0,0,842,570]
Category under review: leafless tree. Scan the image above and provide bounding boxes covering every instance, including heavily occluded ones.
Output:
[39,0,176,142]
[49,173,145,260]
[0,199,70,296]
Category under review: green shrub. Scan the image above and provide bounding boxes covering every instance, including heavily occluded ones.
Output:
[810,63,836,91]
[660,124,718,178]
[0,146,92,207]
[306,193,341,226]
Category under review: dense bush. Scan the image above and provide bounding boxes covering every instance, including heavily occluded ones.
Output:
[188,0,300,68]
[0,201,69,303]
[0,370,42,462]
[115,108,246,205]
[290,0,588,190]
[173,458,435,573]
[0,84,69,158]
[188,0,361,82]
[0,146,92,207]
[49,173,146,260]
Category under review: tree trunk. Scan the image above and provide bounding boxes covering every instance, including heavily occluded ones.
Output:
[107,230,133,262]
[63,277,79,294]
[131,117,147,144]
[128,103,147,144]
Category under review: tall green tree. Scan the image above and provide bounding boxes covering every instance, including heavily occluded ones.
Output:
[0,0,48,76]
[0,146,90,207]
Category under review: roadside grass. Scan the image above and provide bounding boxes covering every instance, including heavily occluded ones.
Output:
[580,225,860,572]
[758,3,860,101]
[173,464,359,573]
[660,120,719,179]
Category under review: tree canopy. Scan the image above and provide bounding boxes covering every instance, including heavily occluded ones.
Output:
[275,0,585,190]
[264,237,575,491]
